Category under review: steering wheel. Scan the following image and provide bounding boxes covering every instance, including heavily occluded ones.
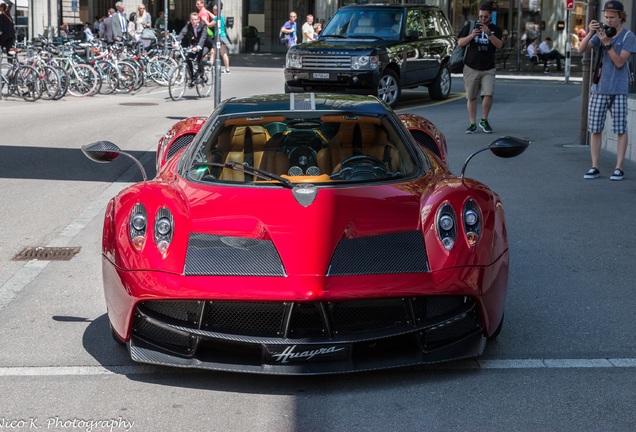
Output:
[330,154,387,180]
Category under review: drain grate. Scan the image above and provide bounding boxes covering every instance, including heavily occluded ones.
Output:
[12,246,81,261]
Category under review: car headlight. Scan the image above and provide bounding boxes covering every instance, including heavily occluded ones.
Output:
[436,203,456,251]
[463,200,481,247]
[351,55,378,70]
[287,52,302,69]
[154,207,174,255]
[129,203,147,250]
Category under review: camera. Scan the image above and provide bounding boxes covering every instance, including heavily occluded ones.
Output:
[602,24,617,38]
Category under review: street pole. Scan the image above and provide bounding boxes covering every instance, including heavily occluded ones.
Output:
[213,0,222,106]
[565,10,571,83]
[580,0,599,145]
[164,0,168,54]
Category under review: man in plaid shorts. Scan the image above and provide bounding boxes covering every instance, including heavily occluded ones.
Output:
[578,0,636,181]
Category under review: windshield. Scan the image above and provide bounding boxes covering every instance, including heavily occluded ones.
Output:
[322,9,403,40]
[187,113,417,185]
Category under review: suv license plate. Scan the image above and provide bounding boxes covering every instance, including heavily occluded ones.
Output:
[312,72,330,79]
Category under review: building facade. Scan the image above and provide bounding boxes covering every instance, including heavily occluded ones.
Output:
[6,0,634,57]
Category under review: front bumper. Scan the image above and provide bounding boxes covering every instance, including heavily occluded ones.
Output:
[284,69,380,93]
[129,296,486,375]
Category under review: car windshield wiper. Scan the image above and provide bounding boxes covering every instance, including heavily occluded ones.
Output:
[348,35,381,39]
[322,34,347,38]
[191,161,294,188]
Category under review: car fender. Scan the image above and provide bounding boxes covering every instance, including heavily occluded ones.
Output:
[103,181,192,274]
[156,116,207,171]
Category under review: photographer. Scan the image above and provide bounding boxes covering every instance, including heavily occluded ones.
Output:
[578,0,636,181]
[456,3,503,134]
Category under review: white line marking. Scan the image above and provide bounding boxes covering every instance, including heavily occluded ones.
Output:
[1,359,636,376]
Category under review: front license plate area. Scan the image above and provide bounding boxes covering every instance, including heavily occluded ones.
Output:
[312,72,330,79]
[264,343,351,364]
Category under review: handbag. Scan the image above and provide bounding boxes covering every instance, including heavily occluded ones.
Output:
[140,27,155,40]
[449,21,475,74]
[280,32,290,45]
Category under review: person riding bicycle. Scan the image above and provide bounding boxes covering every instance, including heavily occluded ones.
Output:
[175,12,210,85]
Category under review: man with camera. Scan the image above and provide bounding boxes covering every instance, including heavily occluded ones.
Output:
[579,0,636,181]
[456,3,503,134]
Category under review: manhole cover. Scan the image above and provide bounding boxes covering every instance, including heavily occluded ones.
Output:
[119,102,159,106]
[13,246,81,261]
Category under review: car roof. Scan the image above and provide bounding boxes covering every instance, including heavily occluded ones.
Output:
[218,93,391,116]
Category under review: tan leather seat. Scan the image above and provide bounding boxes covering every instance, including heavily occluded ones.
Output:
[217,125,290,181]
[316,123,400,175]
[354,17,375,34]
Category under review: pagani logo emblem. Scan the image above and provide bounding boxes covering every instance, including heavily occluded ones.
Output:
[270,345,345,363]
[292,184,318,207]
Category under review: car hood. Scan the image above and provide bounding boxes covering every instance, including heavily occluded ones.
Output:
[182,181,423,277]
[293,38,390,53]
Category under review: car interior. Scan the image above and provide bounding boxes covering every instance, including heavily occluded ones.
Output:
[190,115,417,184]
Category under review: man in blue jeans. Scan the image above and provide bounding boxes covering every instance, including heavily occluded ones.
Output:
[578,0,636,181]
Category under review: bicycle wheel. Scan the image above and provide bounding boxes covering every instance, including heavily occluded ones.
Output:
[128,59,146,91]
[67,63,99,97]
[147,55,177,86]
[1,63,14,98]
[168,64,187,101]
[196,63,212,98]
[15,65,41,102]
[36,65,61,100]
[116,61,139,93]
[94,60,118,95]
[52,66,69,100]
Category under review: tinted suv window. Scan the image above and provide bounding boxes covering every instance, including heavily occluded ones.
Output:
[322,9,404,40]
[406,9,424,39]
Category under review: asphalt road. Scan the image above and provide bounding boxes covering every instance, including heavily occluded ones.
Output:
[0,66,635,432]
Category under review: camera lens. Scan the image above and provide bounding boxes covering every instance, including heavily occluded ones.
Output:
[603,24,617,37]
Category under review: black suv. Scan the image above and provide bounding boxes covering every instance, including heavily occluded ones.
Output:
[284,4,456,107]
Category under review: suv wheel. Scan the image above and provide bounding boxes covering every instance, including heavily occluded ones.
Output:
[428,63,451,100]
[377,69,401,107]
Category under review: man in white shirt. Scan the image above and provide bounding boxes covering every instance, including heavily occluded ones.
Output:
[302,14,316,43]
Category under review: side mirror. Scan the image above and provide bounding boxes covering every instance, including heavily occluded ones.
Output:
[81,141,122,163]
[461,136,529,178]
[81,141,148,181]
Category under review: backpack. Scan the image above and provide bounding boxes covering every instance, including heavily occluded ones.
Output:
[449,21,475,74]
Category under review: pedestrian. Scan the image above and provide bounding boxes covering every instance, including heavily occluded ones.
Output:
[83,22,95,42]
[212,2,232,74]
[112,1,129,42]
[302,13,316,43]
[154,11,166,31]
[100,8,115,42]
[578,0,636,181]
[0,3,15,53]
[456,3,503,134]
[280,11,297,49]
[93,16,100,34]
[538,37,564,73]
[135,4,152,50]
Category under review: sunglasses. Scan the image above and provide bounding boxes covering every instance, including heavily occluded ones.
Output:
[478,15,490,19]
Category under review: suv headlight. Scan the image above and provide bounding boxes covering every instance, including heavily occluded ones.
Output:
[351,55,378,70]
[287,52,302,69]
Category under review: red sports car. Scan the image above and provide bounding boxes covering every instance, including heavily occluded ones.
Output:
[82,93,528,374]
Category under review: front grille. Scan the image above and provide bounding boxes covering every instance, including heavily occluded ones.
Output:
[301,55,351,70]
[132,296,481,356]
